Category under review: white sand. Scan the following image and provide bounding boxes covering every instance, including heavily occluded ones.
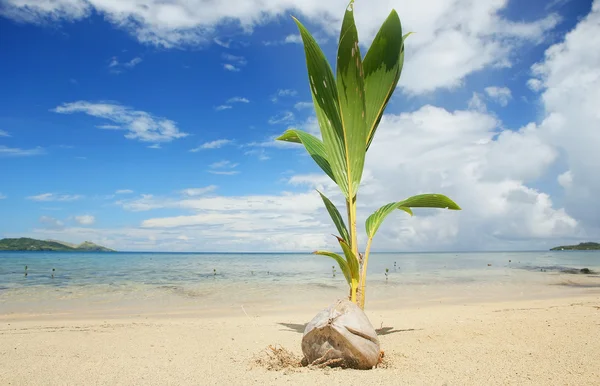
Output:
[1,292,599,385]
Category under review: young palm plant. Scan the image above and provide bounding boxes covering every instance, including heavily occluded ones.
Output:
[277,1,461,310]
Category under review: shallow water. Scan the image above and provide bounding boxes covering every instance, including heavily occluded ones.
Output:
[1,251,599,316]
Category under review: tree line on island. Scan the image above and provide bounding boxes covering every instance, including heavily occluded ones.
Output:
[550,242,600,251]
[0,238,115,252]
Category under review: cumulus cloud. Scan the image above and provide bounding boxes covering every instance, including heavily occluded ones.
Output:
[95,99,581,252]
[52,101,188,143]
[27,193,83,202]
[484,86,512,106]
[526,0,600,232]
[0,130,10,137]
[0,0,559,94]
[75,215,95,225]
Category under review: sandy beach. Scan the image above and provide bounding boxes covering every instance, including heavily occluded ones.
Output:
[1,291,599,385]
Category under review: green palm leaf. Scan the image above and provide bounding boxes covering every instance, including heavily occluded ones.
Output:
[276,129,336,182]
[313,250,352,285]
[317,190,350,244]
[366,194,461,238]
[336,236,359,285]
[362,9,406,150]
[335,1,367,198]
[292,17,350,197]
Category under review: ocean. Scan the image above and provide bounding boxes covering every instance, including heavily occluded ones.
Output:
[1,251,599,316]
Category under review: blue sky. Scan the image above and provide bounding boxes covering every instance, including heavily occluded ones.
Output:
[0,0,598,252]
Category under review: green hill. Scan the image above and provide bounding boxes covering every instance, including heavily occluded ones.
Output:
[0,238,115,252]
[550,242,600,251]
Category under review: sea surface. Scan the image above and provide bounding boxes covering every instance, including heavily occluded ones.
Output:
[1,251,599,316]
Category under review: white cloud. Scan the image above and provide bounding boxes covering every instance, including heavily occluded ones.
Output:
[99,100,582,252]
[485,86,512,106]
[467,92,487,112]
[0,130,10,137]
[226,97,249,103]
[244,148,270,161]
[222,53,246,65]
[0,0,559,94]
[107,56,142,73]
[75,215,95,225]
[190,139,233,151]
[557,170,572,189]
[209,160,238,169]
[213,37,230,47]
[223,64,240,72]
[125,57,142,68]
[0,193,6,199]
[208,170,240,175]
[525,0,600,231]
[27,193,83,202]
[222,54,246,72]
[39,216,65,230]
[294,102,313,110]
[0,145,44,157]
[52,101,188,143]
[180,186,218,196]
[264,32,328,46]
[115,189,134,194]
[108,57,119,68]
[147,144,161,149]
[527,78,543,92]
[268,111,295,124]
[208,160,239,175]
[214,97,249,111]
[284,34,302,44]
[271,89,297,103]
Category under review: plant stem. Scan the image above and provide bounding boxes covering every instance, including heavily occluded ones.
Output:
[359,237,373,309]
[347,196,359,304]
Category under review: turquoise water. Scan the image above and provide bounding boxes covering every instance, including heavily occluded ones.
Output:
[1,251,599,315]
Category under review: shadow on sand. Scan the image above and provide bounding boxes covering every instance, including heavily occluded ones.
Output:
[277,322,422,336]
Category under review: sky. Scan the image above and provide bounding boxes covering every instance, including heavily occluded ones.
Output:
[0,0,598,252]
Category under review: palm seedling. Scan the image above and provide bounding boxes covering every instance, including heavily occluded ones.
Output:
[277,1,460,310]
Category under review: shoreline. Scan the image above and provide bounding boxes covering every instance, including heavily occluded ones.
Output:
[2,272,599,322]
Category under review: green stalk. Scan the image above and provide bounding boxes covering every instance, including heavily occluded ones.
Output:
[346,197,359,304]
[359,237,373,309]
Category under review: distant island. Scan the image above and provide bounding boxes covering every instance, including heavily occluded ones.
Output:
[550,242,600,251]
[0,237,116,252]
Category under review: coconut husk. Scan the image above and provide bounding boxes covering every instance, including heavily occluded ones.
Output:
[301,299,380,370]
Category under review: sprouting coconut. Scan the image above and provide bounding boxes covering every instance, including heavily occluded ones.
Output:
[278,0,461,369]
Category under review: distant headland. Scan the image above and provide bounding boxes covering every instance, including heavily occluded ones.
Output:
[0,237,116,252]
[550,242,600,251]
